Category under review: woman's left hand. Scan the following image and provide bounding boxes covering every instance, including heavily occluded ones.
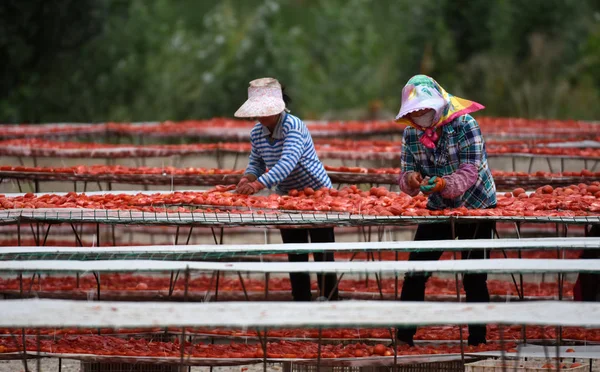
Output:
[237,180,266,195]
[420,176,446,195]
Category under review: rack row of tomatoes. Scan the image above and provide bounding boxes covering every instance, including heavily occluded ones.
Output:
[1,183,599,217]
[0,165,245,176]
[2,164,600,179]
[0,121,404,141]
[1,117,598,138]
[318,138,600,149]
[179,325,600,342]
[0,335,515,358]
[0,274,573,297]
[0,325,597,342]
[1,139,599,159]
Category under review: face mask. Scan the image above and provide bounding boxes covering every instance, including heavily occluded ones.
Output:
[411,110,435,128]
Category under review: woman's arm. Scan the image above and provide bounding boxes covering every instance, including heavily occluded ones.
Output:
[258,120,304,188]
[440,116,482,199]
[244,145,267,179]
[399,130,421,196]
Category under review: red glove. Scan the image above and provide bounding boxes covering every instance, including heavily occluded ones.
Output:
[237,180,266,195]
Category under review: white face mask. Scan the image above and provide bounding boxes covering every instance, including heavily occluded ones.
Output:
[411,110,435,128]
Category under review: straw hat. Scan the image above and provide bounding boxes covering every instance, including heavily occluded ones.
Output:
[234,78,286,118]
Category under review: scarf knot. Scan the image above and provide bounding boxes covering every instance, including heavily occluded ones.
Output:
[420,127,439,149]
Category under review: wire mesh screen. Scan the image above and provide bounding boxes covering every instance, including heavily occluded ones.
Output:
[2,209,600,227]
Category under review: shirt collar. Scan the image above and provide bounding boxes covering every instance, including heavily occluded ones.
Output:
[261,113,286,139]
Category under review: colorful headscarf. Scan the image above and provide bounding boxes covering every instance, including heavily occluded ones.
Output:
[395,75,484,149]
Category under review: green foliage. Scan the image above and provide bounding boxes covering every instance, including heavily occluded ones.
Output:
[1,0,600,122]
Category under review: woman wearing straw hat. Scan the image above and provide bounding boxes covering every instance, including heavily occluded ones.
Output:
[395,75,497,346]
[234,77,339,302]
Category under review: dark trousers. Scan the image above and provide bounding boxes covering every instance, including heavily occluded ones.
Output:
[397,221,494,346]
[280,228,339,301]
[576,225,600,301]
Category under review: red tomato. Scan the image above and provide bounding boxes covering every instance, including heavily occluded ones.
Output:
[373,344,387,356]
[512,188,526,197]
[542,185,554,194]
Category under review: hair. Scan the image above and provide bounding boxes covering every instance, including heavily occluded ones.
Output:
[281,84,292,106]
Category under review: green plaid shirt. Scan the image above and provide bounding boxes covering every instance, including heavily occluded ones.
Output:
[401,114,497,210]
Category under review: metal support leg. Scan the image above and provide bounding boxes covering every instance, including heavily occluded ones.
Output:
[70,223,84,247]
[214,270,220,301]
[175,226,181,245]
[395,250,399,300]
[546,157,554,174]
[327,251,359,301]
[168,271,181,297]
[317,327,323,372]
[20,329,30,372]
[527,157,534,174]
[450,218,465,364]
[185,227,194,245]
[41,224,52,246]
[29,223,39,246]
[514,221,527,345]
[36,329,40,372]
[93,272,101,301]
[264,273,269,300]
[499,325,507,372]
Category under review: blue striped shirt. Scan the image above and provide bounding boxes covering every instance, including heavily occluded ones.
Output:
[245,113,332,193]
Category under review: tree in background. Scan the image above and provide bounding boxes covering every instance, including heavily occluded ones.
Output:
[0,0,109,122]
[1,0,600,123]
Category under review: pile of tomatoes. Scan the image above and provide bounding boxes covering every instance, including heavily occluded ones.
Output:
[0,139,249,158]
[107,119,405,138]
[0,335,516,358]
[0,165,244,176]
[1,138,599,160]
[2,117,599,140]
[1,183,600,217]
[0,123,106,138]
[0,274,574,297]
[187,325,600,342]
[324,166,600,179]
[1,326,597,343]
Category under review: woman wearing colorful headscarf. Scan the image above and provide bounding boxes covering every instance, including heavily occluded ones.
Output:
[395,75,497,346]
[234,77,339,302]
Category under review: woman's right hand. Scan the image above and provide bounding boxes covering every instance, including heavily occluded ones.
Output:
[407,172,423,189]
[236,174,257,191]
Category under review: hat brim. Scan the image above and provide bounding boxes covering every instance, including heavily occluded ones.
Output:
[234,97,285,118]
[395,97,446,122]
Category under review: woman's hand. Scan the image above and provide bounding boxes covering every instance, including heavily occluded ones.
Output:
[237,180,265,195]
[407,172,423,189]
[420,176,446,195]
[236,174,257,190]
